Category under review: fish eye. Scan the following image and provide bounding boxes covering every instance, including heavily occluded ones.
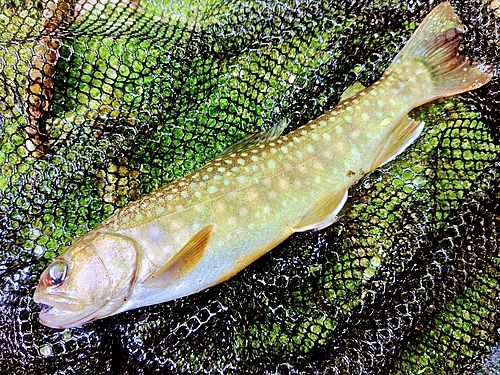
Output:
[47,260,68,287]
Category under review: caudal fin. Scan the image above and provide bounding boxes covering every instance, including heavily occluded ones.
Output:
[390,1,494,102]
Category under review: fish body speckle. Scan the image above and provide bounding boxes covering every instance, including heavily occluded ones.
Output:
[33,2,493,328]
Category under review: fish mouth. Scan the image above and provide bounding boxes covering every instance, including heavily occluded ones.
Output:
[37,302,101,329]
[34,292,99,329]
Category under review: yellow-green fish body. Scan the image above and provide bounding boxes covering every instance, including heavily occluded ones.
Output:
[33,2,493,328]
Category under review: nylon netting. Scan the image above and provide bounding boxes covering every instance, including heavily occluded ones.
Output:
[0,0,498,374]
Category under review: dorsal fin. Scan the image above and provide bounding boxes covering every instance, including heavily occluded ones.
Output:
[339,82,366,103]
[219,119,288,156]
[144,224,215,287]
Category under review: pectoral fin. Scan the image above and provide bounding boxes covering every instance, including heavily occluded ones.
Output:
[293,190,348,232]
[145,224,215,287]
[370,116,424,170]
[339,82,366,103]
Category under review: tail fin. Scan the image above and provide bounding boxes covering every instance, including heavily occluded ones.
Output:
[389,2,494,102]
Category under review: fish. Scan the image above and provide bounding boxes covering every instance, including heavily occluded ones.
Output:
[33,2,493,329]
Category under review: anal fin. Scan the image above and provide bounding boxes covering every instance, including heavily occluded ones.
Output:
[293,190,348,232]
[370,116,424,170]
[145,224,215,287]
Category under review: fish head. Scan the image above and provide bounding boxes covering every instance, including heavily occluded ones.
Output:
[33,231,139,329]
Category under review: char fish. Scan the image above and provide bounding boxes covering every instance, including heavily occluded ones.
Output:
[33,2,493,328]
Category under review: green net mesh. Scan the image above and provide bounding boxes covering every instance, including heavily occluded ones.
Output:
[0,0,498,373]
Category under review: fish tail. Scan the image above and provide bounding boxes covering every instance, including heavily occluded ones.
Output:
[388,1,493,103]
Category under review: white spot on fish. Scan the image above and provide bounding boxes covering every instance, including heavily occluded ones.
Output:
[323,133,331,141]
[246,191,259,202]
[237,159,245,165]
[194,191,202,198]
[263,177,272,187]
[237,175,247,184]
[279,178,288,189]
[267,160,276,169]
[380,117,392,127]
[207,186,217,194]
[295,150,303,159]
[306,144,315,153]
[311,133,319,141]
[267,190,278,199]
[312,161,324,170]
[170,220,182,230]
[361,113,370,121]
[218,167,226,173]
[215,202,225,213]
[251,155,259,162]
[280,146,288,153]
[181,191,189,198]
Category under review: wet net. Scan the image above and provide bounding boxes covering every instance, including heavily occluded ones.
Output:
[0,0,498,373]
